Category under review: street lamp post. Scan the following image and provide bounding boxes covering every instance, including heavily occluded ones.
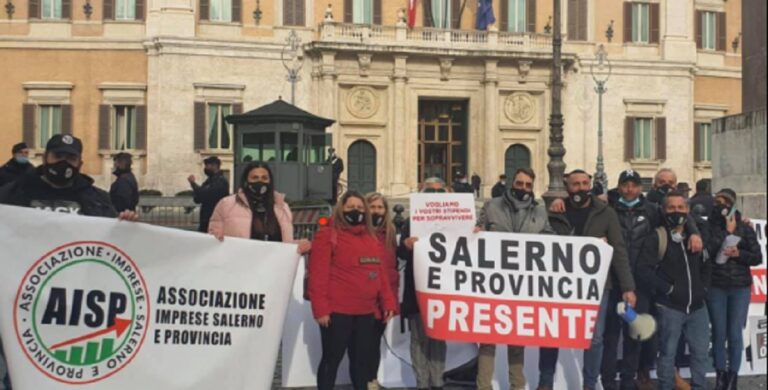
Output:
[590,44,611,191]
[281,30,304,105]
[543,0,567,204]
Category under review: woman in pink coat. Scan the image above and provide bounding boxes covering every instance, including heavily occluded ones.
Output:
[208,162,311,254]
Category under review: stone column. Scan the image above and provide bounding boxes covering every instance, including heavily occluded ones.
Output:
[391,55,410,195]
[483,59,500,198]
[320,51,338,148]
[146,0,195,38]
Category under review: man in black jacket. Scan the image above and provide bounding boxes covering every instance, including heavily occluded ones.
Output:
[0,134,127,219]
[188,156,229,233]
[110,152,139,212]
[0,142,35,187]
[398,177,448,390]
[600,169,662,390]
[637,191,711,390]
[689,180,714,218]
[491,175,506,198]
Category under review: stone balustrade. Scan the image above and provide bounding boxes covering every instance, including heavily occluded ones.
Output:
[319,22,553,53]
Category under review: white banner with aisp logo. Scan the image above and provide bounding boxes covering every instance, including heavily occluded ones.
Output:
[0,205,299,390]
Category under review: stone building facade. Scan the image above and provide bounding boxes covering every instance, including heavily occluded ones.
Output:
[0,0,743,197]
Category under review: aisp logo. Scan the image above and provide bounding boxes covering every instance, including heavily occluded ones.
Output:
[14,242,150,384]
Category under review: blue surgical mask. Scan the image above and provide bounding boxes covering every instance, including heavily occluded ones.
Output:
[14,156,29,165]
[618,197,641,208]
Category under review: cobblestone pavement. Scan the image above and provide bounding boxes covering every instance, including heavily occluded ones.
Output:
[271,357,767,389]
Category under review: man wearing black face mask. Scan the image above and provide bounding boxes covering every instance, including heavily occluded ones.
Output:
[109,152,139,213]
[0,134,117,217]
[545,169,636,390]
[474,168,554,390]
[188,156,229,233]
[637,191,711,390]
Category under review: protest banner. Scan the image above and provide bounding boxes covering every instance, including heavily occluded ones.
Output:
[0,205,299,390]
[409,193,614,349]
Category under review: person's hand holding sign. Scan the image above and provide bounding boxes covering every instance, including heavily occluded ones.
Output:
[404,237,419,250]
[117,210,138,221]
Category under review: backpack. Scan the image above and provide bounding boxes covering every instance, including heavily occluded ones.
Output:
[303,227,337,301]
[656,226,668,260]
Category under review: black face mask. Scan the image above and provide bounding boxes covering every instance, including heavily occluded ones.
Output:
[44,160,78,187]
[343,210,365,226]
[511,188,533,202]
[424,188,446,193]
[665,212,688,227]
[204,168,216,177]
[372,214,385,227]
[245,181,270,197]
[656,185,673,196]
[568,190,591,207]
[113,167,130,176]
[715,204,732,218]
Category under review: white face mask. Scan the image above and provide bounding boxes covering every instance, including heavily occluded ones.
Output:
[671,231,685,243]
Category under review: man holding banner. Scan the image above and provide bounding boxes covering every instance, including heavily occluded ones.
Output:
[542,170,636,390]
[474,168,554,390]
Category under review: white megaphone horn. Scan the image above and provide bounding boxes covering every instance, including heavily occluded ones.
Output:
[617,302,657,341]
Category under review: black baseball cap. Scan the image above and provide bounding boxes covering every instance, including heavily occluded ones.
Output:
[46,134,82,156]
[12,142,28,154]
[203,156,221,166]
[618,169,642,185]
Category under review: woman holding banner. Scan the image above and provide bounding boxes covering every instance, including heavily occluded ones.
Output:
[361,192,400,388]
[309,191,397,390]
[207,162,311,253]
[706,188,763,390]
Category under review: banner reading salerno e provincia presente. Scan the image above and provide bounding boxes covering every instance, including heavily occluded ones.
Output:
[0,205,299,390]
[411,193,614,349]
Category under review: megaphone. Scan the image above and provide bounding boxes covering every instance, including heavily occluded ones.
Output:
[617,302,657,341]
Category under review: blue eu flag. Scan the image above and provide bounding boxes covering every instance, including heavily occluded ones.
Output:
[476,0,496,31]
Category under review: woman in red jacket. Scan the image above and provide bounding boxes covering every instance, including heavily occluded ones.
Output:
[309,191,397,390]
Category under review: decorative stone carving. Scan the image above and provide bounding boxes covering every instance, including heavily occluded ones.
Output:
[504,92,536,124]
[439,58,453,81]
[396,8,407,27]
[518,60,532,83]
[324,3,334,22]
[358,53,372,77]
[346,86,379,119]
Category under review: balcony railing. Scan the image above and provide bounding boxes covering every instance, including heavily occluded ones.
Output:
[319,22,553,53]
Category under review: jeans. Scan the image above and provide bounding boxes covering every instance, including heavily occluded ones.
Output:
[317,313,377,390]
[538,347,559,388]
[583,291,611,389]
[601,289,656,389]
[409,315,446,388]
[707,287,751,372]
[656,305,710,390]
[477,344,526,390]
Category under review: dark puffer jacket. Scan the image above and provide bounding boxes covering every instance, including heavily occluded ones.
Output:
[0,166,117,218]
[707,211,762,288]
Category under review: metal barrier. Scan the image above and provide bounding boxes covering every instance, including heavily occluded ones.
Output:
[291,204,333,240]
[138,196,199,231]
[138,196,333,239]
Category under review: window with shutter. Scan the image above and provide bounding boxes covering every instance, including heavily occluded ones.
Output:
[207,103,233,150]
[631,3,650,43]
[526,0,536,32]
[41,0,63,19]
[284,0,306,26]
[135,105,147,150]
[567,0,588,41]
[430,0,452,29]
[194,102,206,150]
[115,0,136,20]
[209,0,233,22]
[505,0,526,33]
[136,0,144,20]
[23,104,36,148]
[113,106,137,150]
[716,12,726,51]
[649,3,659,43]
[351,0,373,24]
[104,0,114,20]
[29,0,40,19]
[701,11,717,50]
[695,123,712,162]
[624,117,634,161]
[99,105,111,150]
[200,0,209,21]
[655,117,666,161]
[38,105,63,149]
[632,118,654,160]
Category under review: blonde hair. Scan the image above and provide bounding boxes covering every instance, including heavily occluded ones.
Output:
[332,191,375,235]
[366,192,397,250]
